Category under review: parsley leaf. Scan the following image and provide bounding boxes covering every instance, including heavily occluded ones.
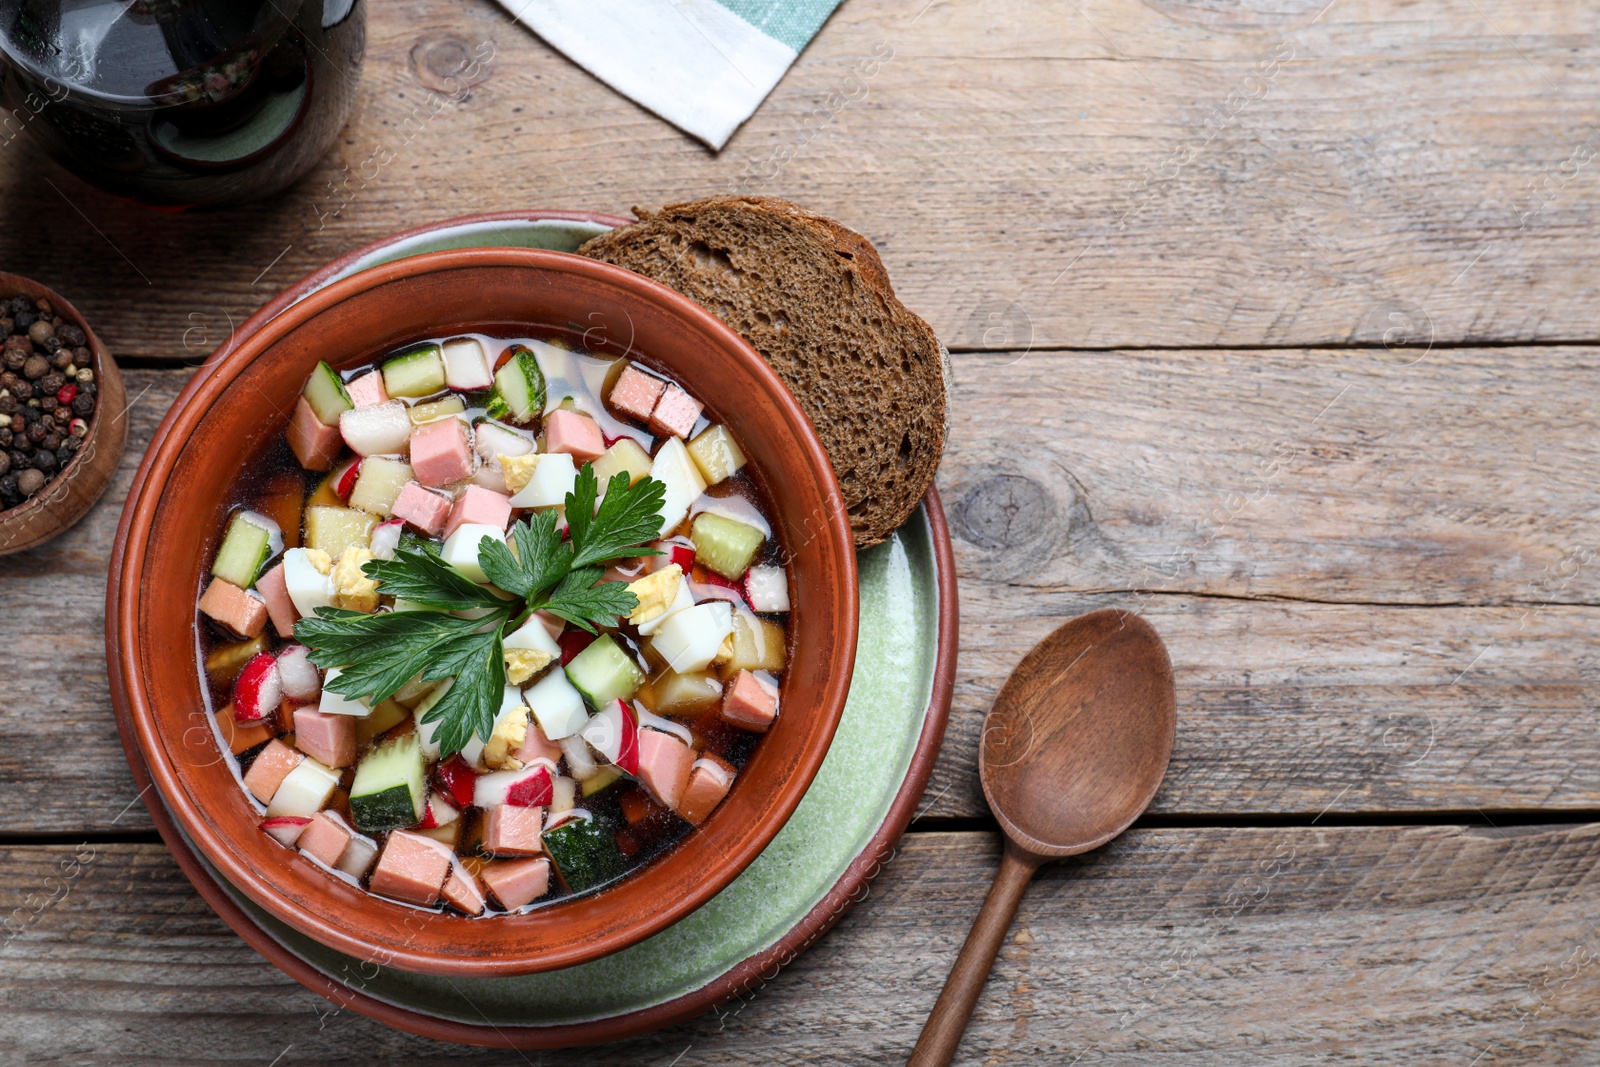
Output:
[566,465,667,570]
[362,547,507,611]
[295,608,509,706]
[294,462,668,759]
[478,508,566,598]
[532,565,639,634]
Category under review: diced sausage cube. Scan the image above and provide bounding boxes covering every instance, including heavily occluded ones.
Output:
[443,484,512,539]
[368,830,452,907]
[297,812,352,868]
[409,418,474,487]
[255,563,298,639]
[243,739,303,803]
[608,364,667,423]
[390,481,452,536]
[636,729,695,810]
[514,722,563,768]
[286,396,344,471]
[345,370,389,408]
[648,383,703,439]
[442,861,486,916]
[483,805,544,856]
[677,755,736,826]
[543,409,606,464]
[720,670,778,733]
[481,857,551,910]
[198,578,269,639]
[292,707,357,768]
[214,705,271,756]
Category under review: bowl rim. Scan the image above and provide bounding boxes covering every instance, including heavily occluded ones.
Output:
[0,270,128,555]
[107,247,860,976]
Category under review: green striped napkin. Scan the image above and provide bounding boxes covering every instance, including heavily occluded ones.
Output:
[498,0,844,148]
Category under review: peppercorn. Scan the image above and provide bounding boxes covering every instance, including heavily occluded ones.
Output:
[16,468,44,497]
[0,318,11,341]
[67,418,87,438]
[56,384,76,406]
[27,422,46,443]
[50,349,73,370]
[0,395,15,416]
[11,382,30,401]
[38,414,55,432]
[22,355,48,380]
[40,432,61,452]
[13,310,34,330]
[0,428,9,448]
[0,452,9,478]
[32,450,54,473]
[38,372,64,395]
[8,450,26,471]
[71,393,94,417]
[55,445,72,467]
[26,320,53,345]
[57,324,85,347]
[37,396,56,414]
[35,298,52,317]
[62,435,80,453]
[2,347,26,374]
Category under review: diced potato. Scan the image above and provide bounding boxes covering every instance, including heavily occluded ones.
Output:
[651,668,724,717]
[348,457,413,517]
[205,635,267,686]
[592,438,654,488]
[356,699,411,745]
[304,505,377,557]
[717,610,786,678]
[306,463,350,509]
[409,396,466,425]
[686,425,747,485]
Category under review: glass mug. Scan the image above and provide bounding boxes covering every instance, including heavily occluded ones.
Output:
[0,0,365,208]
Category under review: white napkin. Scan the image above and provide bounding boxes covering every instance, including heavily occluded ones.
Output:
[497,0,844,149]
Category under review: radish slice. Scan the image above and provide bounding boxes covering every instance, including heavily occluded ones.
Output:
[434,755,478,809]
[636,705,693,746]
[335,461,360,502]
[260,815,310,847]
[559,733,599,781]
[549,775,577,814]
[744,565,789,613]
[581,700,640,775]
[275,644,322,702]
[474,764,555,808]
[369,519,404,561]
[338,401,412,457]
[420,792,460,829]
[233,653,282,723]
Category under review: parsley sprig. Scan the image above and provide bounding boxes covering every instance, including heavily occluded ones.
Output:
[295,464,666,758]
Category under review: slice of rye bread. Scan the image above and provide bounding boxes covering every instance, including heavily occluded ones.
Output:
[578,196,949,549]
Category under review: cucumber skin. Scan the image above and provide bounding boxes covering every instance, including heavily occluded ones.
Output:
[212,513,272,589]
[565,635,644,708]
[351,784,419,835]
[486,346,547,424]
[542,817,627,893]
[303,361,353,425]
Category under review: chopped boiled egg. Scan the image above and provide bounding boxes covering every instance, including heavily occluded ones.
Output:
[498,452,541,494]
[330,546,380,612]
[482,703,531,771]
[625,564,683,626]
[501,615,560,685]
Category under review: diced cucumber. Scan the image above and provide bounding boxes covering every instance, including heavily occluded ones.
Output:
[304,505,376,556]
[542,816,627,893]
[349,732,426,833]
[580,765,625,797]
[302,361,353,425]
[381,344,446,399]
[408,396,465,424]
[213,512,275,589]
[565,634,644,708]
[690,511,765,580]
[485,345,546,425]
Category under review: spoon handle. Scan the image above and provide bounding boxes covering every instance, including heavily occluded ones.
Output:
[907,842,1041,1067]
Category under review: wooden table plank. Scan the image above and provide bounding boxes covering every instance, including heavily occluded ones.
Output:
[3,0,1600,356]
[7,344,1598,832]
[4,827,1596,1063]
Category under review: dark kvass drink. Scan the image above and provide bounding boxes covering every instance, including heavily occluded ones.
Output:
[0,0,364,207]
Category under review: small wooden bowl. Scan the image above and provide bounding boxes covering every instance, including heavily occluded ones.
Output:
[0,272,127,556]
[108,249,860,976]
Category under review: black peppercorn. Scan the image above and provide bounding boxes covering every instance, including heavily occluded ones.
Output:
[0,395,15,416]
[57,324,85,347]
[49,349,73,370]
[40,432,61,452]
[32,450,55,473]
[71,393,94,417]
[13,310,34,330]
[27,422,46,443]
[55,445,72,467]
[9,450,27,470]
[0,428,10,448]
[37,397,57,414]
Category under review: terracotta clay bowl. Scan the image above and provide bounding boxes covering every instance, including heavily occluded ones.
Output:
[107,248,859,976]
[0,272,127,556]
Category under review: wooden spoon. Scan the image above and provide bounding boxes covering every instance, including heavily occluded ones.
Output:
[907,609,1176,1066]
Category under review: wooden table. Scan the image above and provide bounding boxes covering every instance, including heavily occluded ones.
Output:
[4,0,1598,1060]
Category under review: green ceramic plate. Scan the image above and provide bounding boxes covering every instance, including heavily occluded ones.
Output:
[134,214,957,1046]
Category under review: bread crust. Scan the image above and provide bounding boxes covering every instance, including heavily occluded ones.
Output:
[581,196,947,548]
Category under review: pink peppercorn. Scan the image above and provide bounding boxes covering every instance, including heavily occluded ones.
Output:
[56,384,76,405]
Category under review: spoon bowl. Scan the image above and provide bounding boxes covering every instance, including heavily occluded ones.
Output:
[909,608,1175,1067]
[981,609,1176,857]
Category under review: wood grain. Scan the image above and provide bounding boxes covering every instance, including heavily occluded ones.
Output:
[3,0,1600,356]
[3,827,1596,1062]
[6,347,1597,832]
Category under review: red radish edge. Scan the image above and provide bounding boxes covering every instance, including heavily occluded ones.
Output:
[435,756,478,809]
[616,701,640,775]
[261,816,310,847]
[506,765,554,807]
[335,460,360,502]
[234,652,282,723]
[558,630,595,665]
